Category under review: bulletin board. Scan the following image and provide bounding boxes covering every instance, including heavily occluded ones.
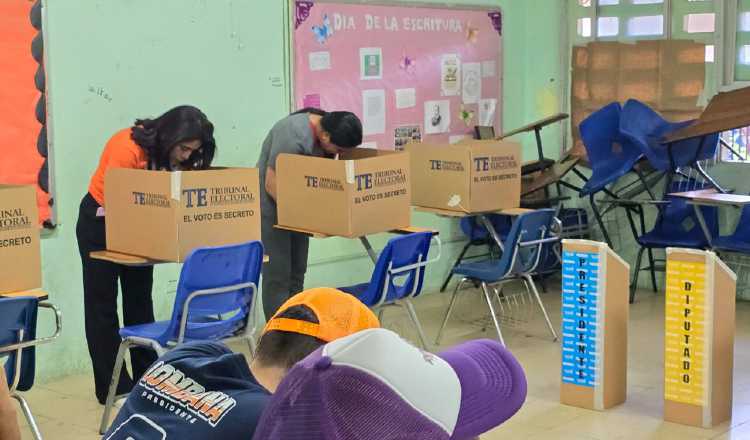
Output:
[293,0,502,149]
[0,0,50,225]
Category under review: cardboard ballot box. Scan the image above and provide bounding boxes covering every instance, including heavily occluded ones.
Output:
[276,149,411,237]
[664,248,736,429]
[560,240,629,411]
[0,185,41,294]
[407,140,521,213]
[105,168,261,262]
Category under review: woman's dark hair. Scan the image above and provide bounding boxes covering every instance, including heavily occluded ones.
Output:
[131,105,216,170]
[293,107,363,148]
[254,304,325,370]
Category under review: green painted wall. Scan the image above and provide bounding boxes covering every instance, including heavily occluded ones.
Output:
[39,0,564,380]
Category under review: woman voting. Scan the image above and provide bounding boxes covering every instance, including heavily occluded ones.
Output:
[76,105,216,404]
[257,107,362,319]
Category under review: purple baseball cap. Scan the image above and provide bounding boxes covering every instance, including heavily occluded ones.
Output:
[252,328,527,440]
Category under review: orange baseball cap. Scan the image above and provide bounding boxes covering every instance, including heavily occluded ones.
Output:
[263,288,380,342]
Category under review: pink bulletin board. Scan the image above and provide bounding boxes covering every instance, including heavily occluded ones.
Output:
[293,1,502,150]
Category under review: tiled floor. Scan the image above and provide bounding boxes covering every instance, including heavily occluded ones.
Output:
[13,282,750,439]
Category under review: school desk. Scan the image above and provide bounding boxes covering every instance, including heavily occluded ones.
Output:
[670,190,750,247]
[414,206,536,292]
[663,87,750,194]
[0,290,49,301]
[273,225,439,265]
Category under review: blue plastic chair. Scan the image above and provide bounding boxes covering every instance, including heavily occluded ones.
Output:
[100,240,264,434]
[712,204,750,254]
[0,297,62,440]
[579,103,644,197]
[440,214,511,292]
[620,99,719,172]
[436,209,560,346]
[579,102,645,247]
[630,186,718,303]
[339,232,439,349]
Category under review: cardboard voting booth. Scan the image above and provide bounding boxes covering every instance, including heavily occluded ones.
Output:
[407,140,521,213]
[664,248,736,428]
[104,168,261,262]
[560,240,629,411]
[276,149,411,237]
[0,185,41,294]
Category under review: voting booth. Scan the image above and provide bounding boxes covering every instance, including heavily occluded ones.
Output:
[560,240,629,411]
[0,184,41,294]
[664,248,736,428]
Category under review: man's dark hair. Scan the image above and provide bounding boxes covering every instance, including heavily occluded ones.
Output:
[292,107,363,148]
[254,305,325,370]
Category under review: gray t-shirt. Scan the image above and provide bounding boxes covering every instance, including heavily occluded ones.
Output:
[256,113,319,213]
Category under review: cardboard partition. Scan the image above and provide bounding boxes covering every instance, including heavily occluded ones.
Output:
[664,248,736,428]
[276,150,411,237]
[105,168,261,262]
[0,185,41,294]
[407,140,521,213]
[560,240,630,411]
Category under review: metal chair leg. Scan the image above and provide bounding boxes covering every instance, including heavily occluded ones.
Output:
[481,282,506,346]
[647,248,658,292]
[436,278,468,345]
[12,394,42,440]
[630,247,645,304]
[99,339,130,434]
[440,242,473,292]
[402,299,429,350]
[692,162,728,194]
[590,193,613,248]
[537,274,548,293]
[523,275,557,341]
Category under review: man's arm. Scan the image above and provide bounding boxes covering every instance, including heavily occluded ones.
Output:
[265,167,278,201]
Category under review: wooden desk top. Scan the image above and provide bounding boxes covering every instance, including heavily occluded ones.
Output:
[669,189,719,199]
[499,113,569,139]
[91,250,269,266]
[274,224,438,239]
[521,156,581,196]
[0,290,49,301]
[670,191,750,206]
[665,86,750,142]
[413,206,533,218]
[91,250,164,266]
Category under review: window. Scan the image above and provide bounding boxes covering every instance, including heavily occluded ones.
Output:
[598,16,620,36]
[683,13,716,33]
[719,127,750,161]
[628,15,665,35]
[738,0,750,81]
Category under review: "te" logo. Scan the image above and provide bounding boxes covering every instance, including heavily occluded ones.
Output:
[473,157,490,171]
[182,188,208,208]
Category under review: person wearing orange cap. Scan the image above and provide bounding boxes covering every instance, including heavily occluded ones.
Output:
[102,288,379,439]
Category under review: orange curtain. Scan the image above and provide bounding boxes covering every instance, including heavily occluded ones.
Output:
[0,0,49,223]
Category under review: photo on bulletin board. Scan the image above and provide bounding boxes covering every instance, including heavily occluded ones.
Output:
[292,0,503,150]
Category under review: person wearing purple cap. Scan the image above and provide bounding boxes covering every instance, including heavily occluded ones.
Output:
[252,328,527,439]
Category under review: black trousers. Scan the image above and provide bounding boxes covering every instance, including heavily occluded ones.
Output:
[260,206,309,319]
[76,193,157,404]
